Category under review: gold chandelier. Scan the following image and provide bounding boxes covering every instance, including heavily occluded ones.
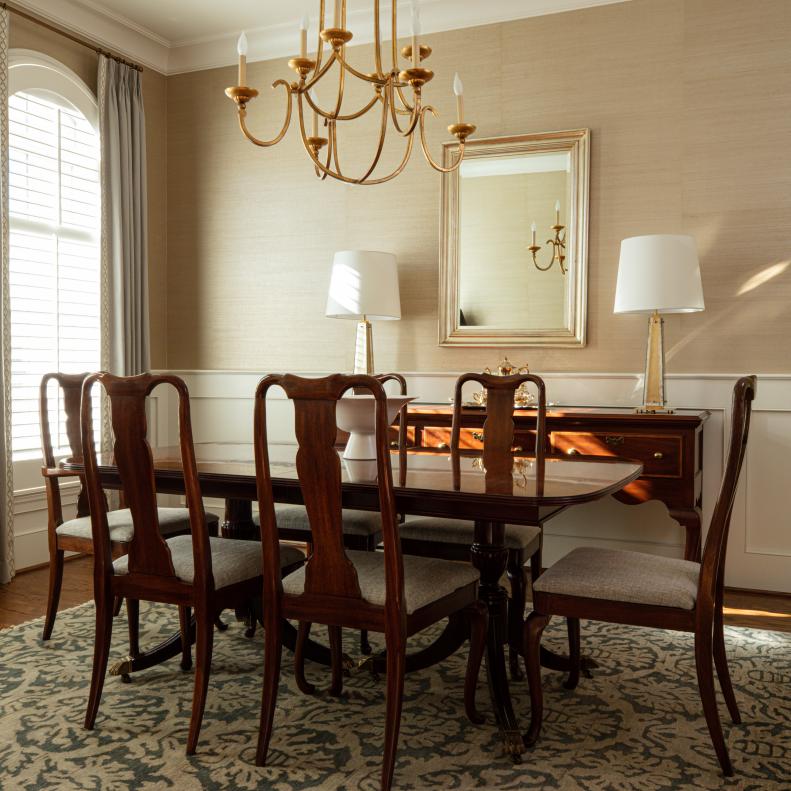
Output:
[224,1,476,185]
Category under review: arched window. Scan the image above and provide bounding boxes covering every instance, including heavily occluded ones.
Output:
[8,51,100,460]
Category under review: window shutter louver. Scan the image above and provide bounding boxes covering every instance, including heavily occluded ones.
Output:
[8,91,101,459]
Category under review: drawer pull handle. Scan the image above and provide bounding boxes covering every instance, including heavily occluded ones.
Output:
[513,446,523,453]
[437,442,449,450]
[653,451,664,460]
[390,441,399,449]
[605,435,625,446]
[566,448,580,456]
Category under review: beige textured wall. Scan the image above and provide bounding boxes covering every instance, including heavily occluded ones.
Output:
[166,0,791,374]
[9,16,169,368]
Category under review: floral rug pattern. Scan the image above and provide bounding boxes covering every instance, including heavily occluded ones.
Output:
[0,601,789,790]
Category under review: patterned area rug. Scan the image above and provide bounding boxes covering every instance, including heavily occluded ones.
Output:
[0,602,789,790]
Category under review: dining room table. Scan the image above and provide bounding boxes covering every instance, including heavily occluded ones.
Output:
[63,442,642,760]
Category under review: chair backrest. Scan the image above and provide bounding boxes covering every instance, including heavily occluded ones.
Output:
[80,372,211,590]
[40,372,91,521]
[451,373,547,491]
[697,375,756,613]
[254,374,403,615]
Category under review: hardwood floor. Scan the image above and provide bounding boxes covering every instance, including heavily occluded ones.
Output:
[1,555,790,633]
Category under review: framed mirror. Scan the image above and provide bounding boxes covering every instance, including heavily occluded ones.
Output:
[439,129,590,347]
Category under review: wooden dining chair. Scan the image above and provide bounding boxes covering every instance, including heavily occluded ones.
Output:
[253,373,487,791]
[79,372,304,754]
[39,372,219,642]
[253,372,408,655]
[398,372,549,679]
[523,375,757,777]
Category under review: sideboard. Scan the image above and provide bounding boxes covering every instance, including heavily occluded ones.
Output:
[403,405,710,561]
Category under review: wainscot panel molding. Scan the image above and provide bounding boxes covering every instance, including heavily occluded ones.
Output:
[12,480,80,571]
[151,370,791,593]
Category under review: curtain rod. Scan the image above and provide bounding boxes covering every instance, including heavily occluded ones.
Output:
[1,2,144,72]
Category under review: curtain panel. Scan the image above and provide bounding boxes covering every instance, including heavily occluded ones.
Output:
[0,7,14,583]
[98,56,150,378]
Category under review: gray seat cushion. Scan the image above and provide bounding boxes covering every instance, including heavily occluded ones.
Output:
[533,547,701,610]
[56,507,219,544]
[113,534,304,590]
[254,504,383,537]
[283,550,479,615]
[399,517,541,552]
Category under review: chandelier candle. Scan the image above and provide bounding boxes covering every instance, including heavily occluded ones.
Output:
[300,15,308,58]
[453,72,464,123]
[237,31,247,87]
[224,0,477,185]
[411,2,420,67]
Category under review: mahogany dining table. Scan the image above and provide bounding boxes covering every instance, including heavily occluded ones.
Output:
[64,442,642,760]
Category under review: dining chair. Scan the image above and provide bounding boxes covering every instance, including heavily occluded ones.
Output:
[253,373,487,791]
[39,371,219,642]
[252,372,408,655]
[398,372,549,679]
[523,375,757,777]
[79,372,305,754]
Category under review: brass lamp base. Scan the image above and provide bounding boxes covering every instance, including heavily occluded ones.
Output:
[353,318,374,376]
[637,310,673,414]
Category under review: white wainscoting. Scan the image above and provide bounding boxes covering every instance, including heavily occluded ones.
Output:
[144,369,791,594]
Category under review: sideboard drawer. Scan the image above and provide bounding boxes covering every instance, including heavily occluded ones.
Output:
[550,431,683,477]
[418,428,538,452]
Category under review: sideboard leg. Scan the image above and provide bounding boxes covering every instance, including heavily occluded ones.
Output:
[671,508,702,562]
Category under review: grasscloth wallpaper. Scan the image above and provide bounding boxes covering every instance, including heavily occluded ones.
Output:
[167,0,788,373]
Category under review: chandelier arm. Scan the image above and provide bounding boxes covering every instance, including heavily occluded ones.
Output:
[386,81,420,136]
[304,84,381,122]
[395,84,415,114]
[356,84,391,183]
[333,50,388,86]
[390,1,399,78]
[236,79,293,148]
[332,42,347,121]
[314,0,326,74]
[373,0,385,79]
[297,91,416,185]
[419,105,465,173]
[303,52,338,92]
[331,121,344,176]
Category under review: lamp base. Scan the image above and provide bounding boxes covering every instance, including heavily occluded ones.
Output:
[636,310,672,413]
[353,319,374,376]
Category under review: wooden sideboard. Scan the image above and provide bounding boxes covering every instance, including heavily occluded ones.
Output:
[403,405,710,561]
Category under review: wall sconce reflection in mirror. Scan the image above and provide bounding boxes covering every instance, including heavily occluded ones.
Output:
[529,200,566,274]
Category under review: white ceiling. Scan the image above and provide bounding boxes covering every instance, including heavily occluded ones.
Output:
[15,0,631,75]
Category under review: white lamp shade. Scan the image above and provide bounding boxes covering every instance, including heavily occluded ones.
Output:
[614,235,705,314]
[326,250,401,320]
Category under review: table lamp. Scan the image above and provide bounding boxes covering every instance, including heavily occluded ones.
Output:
[325,250,401,375]
[614,235,704,413]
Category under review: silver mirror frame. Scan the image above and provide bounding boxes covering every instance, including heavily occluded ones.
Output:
[438,129,590,347]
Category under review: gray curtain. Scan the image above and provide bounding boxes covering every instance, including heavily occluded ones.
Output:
[0,6,14,583]
[98,55,150,377]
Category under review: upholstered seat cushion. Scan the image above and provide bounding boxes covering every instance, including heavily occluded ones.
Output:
[283,550,479,615]
[113,534,304,590]
[399,517,541,552]
[533,547,701,610]
[254,504,383,537]
[56,507,219,544]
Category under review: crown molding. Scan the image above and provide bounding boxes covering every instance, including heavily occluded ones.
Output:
[10,0,631,77]
[10,0,171,73]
